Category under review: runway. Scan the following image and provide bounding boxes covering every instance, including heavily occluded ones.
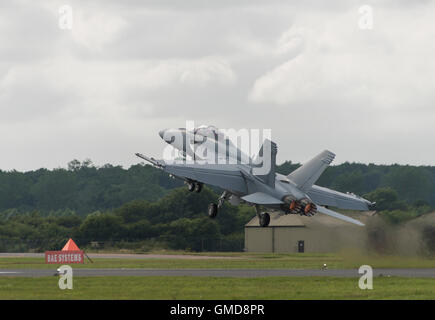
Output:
[1,268,435,278]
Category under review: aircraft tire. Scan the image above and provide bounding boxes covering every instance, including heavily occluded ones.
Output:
[195,183,203,193]
[208,203,218,218]
[259,212,270,227]
[187,182,195,192]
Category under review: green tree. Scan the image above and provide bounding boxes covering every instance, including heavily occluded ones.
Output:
[78,212,124,241]
[365,187,405,211]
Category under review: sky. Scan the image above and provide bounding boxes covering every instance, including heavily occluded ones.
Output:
[1,0,435,171]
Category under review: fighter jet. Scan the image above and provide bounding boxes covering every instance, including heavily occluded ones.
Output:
[136,131,374,227]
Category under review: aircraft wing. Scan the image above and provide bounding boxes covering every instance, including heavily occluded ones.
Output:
[163,163,248,194]
[136,153,249,193]
[317,205,365,226]
[156,161,248,194]
[307,185,373,211]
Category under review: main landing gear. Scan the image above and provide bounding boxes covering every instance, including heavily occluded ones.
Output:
[259,212,270,227]
[256,205,270,227]
[187,180,202,193]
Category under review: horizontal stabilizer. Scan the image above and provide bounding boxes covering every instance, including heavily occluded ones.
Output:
[307,185,373,211]
[241,192,284,205]
[317,205,364,226]
[288,150,335,190]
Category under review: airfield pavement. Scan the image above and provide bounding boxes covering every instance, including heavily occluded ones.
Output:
[0,268,435,277]
[1,252,435,278]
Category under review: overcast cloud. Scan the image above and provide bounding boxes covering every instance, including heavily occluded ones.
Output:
[1,0,435,171]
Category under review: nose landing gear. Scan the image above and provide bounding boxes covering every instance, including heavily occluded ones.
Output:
[208,203,218,218]
[207,191,230,219]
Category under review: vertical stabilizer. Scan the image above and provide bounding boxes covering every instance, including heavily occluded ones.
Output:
[287,150,335,190]
[252,139,277,188]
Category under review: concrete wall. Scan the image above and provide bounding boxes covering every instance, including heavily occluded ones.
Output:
[245,227,274,252]
[245,226,368,253]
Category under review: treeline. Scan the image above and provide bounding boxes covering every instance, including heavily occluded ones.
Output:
[0,160,182,215]
[0,185,432,253]
[0,188,253,252]
[0,159,435,252]
[1,159,435,216]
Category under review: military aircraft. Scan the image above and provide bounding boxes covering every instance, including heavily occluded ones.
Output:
[136,127,374,227]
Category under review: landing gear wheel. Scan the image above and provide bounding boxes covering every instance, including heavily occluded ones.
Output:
[187,182,195,192]
[259,212,270,227]
[208,203,218,218]
[194,183,203,193]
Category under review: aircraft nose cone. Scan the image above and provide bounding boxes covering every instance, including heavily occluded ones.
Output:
[159,129,166,139]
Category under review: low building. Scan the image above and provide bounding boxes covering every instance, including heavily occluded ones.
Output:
[244,211,375,253]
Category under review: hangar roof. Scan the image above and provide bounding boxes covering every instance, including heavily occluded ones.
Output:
[245,211,374,228]
[245,212,305,227]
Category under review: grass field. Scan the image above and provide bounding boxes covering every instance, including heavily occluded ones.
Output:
[0,276,433,299]
[1,252,435,270]
[0,252,434,299]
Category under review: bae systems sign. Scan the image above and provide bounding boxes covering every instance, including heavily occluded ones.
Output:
[45,238,84,264]
[45,250,84,264]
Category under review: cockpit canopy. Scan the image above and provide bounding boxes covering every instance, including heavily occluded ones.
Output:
[177,125,224,140]
[193,125,225,140]
[174,125,226,144]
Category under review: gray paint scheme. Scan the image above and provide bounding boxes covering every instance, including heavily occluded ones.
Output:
[137,129,374,227]
[164,163,248,194]
[288,150,335,191]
